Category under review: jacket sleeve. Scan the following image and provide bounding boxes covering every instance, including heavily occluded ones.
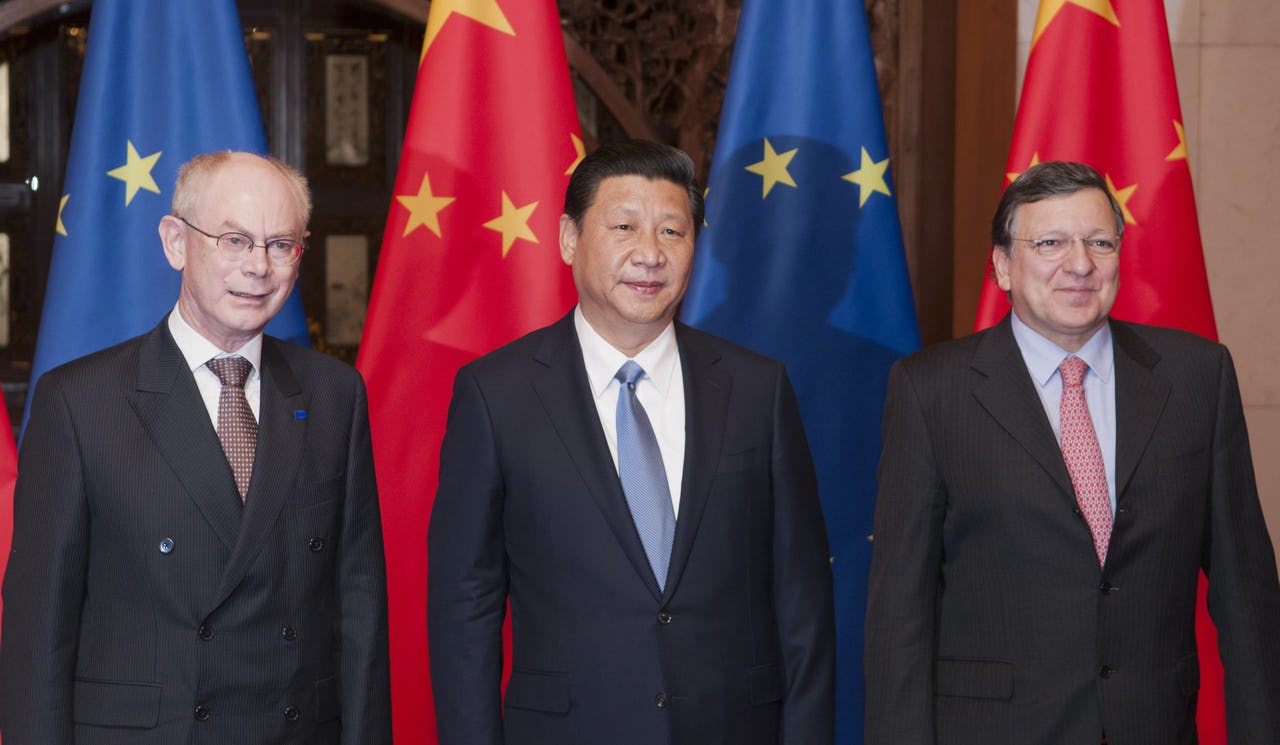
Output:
[863,360,946,745]
[0,375,87,745]
[427,366,507,745]
[338,375,394,743]
[1203,346,1280,740]
[770,365,837,745]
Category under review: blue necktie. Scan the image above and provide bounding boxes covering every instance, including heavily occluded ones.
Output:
[615,361,676,590]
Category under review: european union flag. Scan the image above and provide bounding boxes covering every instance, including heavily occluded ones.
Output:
[26,0,307,429]
[681,2,920,741]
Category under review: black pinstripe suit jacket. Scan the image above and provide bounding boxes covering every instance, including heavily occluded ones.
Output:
[0,318,391,744]
[864,316,1280,745]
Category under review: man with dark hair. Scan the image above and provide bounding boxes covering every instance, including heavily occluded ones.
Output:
[865,160,1280,744]
[0,151,392,744]
[427,139,835,745]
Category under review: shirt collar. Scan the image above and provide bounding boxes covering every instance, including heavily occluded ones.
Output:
[167,304,263,376]
[574,306,678,400]
[1009,311,1113,387]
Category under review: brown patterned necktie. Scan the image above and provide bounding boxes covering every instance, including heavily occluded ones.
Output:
[207,356,257,501]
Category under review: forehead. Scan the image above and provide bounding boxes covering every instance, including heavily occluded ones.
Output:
[198,157,302,224]
[590,175,690,217]
[1012,188,1114,233]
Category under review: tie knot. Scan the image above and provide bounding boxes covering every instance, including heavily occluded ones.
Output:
[1059,356,1088,388]
[208,356,252,388]
[615,360,645,389]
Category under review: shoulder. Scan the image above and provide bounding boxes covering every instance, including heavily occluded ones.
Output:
[265,336,366,391]
[674,322,785,376]
[32,330,151,397]
[1110,319,1229,370]
[457,317,570,383]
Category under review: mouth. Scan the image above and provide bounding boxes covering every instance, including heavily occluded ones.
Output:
[623,280,664,296]
[229,290,272,300]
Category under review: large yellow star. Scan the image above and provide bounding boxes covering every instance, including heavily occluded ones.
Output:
[1033,0,1120,49]
[106,140,161,206]
[1105,174,1138,225]
[745,138,798,199]
[483,191,539,257]
[841,147,892,207]
[1165,120,1188,162]
[422,0,515,62]
[56,194,69,237]
[1006,152,1042,184]
[396,172,456,238]
[565,133,586,176]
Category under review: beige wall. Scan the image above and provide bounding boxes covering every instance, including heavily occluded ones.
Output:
[1016,0,1280,561]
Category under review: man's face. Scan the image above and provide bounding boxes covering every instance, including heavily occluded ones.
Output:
[160,155,303,352]
[560,174,695,355]
[992,187,1120,352]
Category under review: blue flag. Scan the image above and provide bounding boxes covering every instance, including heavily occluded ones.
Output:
[681,2,920,741]
[26,0,307,429]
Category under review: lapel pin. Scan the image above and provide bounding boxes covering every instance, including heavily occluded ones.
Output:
[294,410,307,420]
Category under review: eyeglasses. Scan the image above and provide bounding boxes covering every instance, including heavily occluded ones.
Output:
[1011,235,1120,261]
[179,217,305,266]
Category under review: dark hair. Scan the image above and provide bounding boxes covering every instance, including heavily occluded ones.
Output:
[990,161,1124,252]
[563,139,704,236]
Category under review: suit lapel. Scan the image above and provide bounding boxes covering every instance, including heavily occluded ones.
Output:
[970,318,1075,500]
[211,338,308,608]
[530,315,664,598]
[128,323,242,550]
[663,325,729,601]
[1110,321,1169,500]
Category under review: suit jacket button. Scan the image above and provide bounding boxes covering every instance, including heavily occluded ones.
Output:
[158,537,175,554]
[1098,665,1115,678]
[198,624,214,641]
[281,626,298,641]
[194,705,210,721]
[308,537,325,552]
[284,706,300,721]
[654,692,667,708]
[657,610,672,624]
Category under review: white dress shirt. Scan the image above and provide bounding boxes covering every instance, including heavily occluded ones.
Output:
[574,306,686,515]
[168,305,263,427]
[1010,312,1117,513]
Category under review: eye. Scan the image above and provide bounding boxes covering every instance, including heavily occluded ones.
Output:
[220,233,252,249]
[661,227,685,237]
[1033,238,1062,249]
[267,239,299,253]
[613,224,634,231]
[1087,238,1118,252]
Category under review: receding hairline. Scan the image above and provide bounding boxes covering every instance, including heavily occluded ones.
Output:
[171,151,312,226]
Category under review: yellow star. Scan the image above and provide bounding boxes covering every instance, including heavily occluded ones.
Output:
[1006,152,1042,184]
[1165,120,1188,162]
[841,147,892,207]
[1105,174,1138,225]
[565,133,586,176]
[483,191,539,257]
[422,0,515,62]
[396,172,456,238]
[745,138,798,199]
[106,140,162,206]
[56,194,69,237]
[1033,0,1120,49]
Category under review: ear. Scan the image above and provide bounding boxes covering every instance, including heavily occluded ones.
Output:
[159,215,187,271]
[991,246,1012,291]
[559,214,578,267]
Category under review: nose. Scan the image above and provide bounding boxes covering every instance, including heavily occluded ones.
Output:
[1059,237,1096,275]
[630,231,666,267]
[238,242,272,276]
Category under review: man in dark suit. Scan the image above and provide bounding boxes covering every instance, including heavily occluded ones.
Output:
[865,161,1280,744]
[427,139,835,745]
[0,151,391,744]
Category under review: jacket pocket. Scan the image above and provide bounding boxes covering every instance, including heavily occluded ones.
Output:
[934,658,1014,700]
[73,678,161,728]
[505,669,570,714]
[749,662,784,705]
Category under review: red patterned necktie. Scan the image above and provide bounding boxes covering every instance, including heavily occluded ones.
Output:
[1058,356,1112,566]
[207,356,257,502]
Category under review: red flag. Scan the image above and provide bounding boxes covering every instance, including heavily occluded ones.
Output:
[355,2,580,742]
[974,1,1224,741]
[0,405,18,745]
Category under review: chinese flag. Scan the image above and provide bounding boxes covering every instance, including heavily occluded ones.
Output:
[974,1,1223,742]
[0,405,17,745]
[355,1,580,742]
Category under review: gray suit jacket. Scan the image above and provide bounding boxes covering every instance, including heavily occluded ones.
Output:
[0,319,391,744]
[865,316,1280,745]
[428,313,835,745]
